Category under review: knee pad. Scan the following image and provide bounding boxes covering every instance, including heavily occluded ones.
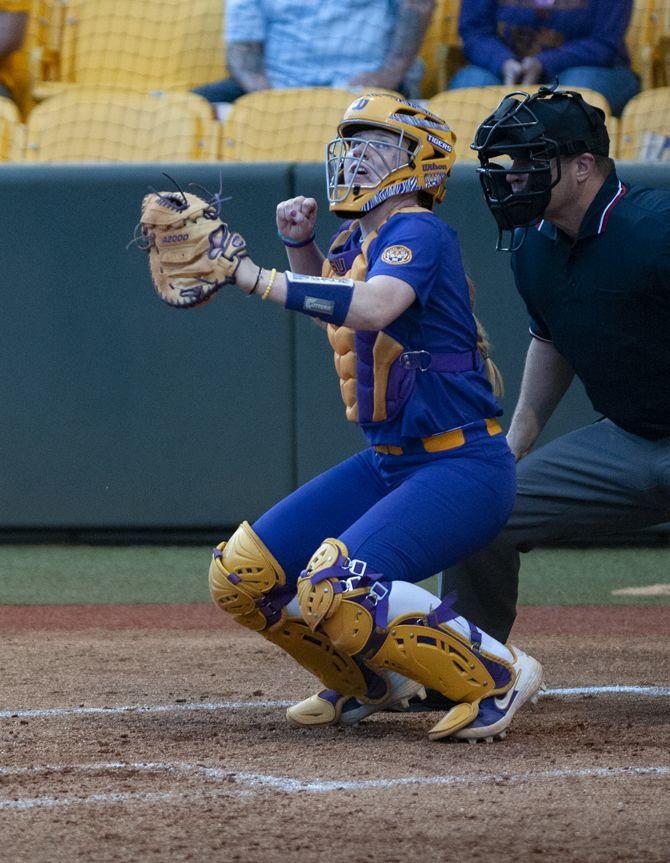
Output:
[208,521,288,632]
[297,537,349,630]
[209,526,370,697]
[297,538,385,657]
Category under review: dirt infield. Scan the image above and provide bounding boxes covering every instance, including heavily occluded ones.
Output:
[1,605,669,863]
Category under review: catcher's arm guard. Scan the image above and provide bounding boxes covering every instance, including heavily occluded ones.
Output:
[139,190,248,309]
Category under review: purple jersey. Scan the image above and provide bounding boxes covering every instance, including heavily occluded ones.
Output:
[332,210,502,445]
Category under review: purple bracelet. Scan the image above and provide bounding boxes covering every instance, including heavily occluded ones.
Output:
[277,230,316,248]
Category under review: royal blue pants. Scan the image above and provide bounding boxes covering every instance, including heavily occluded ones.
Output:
[253,435,516,587]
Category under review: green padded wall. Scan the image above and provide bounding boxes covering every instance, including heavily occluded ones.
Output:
[0,161,668,530]
[0,164,293,528]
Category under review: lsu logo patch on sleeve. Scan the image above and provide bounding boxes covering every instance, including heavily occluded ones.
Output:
[381,245,413,265]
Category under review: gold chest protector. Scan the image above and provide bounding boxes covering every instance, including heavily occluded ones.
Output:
[322,206,425,423]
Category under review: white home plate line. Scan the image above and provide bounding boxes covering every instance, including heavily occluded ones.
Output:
[0,685,669,721]
[543,685,670,697]
[0,763,668,811]
[0,700,292,720]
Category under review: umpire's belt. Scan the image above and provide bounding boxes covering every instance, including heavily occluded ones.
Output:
[374,418,503,456]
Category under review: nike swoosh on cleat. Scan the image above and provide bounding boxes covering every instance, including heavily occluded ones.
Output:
[493,688,519,711]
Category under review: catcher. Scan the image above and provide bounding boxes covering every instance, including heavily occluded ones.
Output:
[139,93,543,741]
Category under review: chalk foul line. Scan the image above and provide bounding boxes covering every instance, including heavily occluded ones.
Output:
[0,762,668,811]
[0,685,668,720]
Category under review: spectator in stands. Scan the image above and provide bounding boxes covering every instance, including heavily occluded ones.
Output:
[0,0,30,117]
[194,0,435,105]
[448,0,639,116]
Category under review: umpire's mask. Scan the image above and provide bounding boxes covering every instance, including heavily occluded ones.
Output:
[472,85,610,251]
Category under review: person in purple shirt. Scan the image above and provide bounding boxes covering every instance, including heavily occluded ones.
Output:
[449,0,639,116]
[206,92,543,743]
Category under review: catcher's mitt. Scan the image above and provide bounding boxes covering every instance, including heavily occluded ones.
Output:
[139,190,247,309]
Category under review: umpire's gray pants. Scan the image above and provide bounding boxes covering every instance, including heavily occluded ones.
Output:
[443,419,670,642]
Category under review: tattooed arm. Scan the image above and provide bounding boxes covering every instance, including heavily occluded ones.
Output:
[348,0,435,90]
[227,41,271,92]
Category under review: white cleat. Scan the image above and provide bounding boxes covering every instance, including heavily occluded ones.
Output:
[287,672,427,728]
[451,646,544,742]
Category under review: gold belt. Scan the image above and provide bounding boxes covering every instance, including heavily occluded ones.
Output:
[374,418,503,456]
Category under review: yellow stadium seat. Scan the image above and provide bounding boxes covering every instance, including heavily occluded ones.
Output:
[30,0,226,100]
[626,0,670,89]
[428,86,612,162]
[655,34,670,86]
[419,0,462,98]
[27,0,67,87]
[627,0,658,89]
[650,2,670,86]
[22,88,218,161]
[219,88,391,162]
[617,87,670,160]
[0,96,23,160]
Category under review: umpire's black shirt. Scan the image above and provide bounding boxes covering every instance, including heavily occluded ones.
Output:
[511,168,670,440]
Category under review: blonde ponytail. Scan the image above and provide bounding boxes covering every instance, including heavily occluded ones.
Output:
[466,275,504,399]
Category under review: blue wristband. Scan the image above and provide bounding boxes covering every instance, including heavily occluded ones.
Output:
[277,230,316,248]
[284,272,354,326]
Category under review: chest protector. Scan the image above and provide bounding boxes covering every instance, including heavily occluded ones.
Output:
[323,207,426,424]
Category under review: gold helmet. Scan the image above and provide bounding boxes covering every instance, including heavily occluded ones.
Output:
[326,92,457,217]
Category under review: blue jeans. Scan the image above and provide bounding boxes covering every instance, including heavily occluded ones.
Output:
[448,64,640,116]
[193,77,246,103]
[193,74,417,104]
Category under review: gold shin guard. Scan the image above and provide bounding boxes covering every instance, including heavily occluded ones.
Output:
[296,537,515,731]
[368,614,513,705]
[268,619,368,699]
[208,523,368,697]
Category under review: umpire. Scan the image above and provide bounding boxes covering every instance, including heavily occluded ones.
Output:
[444,85,670,648]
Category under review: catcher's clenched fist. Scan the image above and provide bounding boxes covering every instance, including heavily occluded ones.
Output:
[276,196,318,246]
[139,190,248,309]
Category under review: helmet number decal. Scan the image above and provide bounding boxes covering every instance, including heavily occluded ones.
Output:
[381,245,413,265]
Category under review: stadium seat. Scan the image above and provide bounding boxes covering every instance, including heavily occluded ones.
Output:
[617,87,670,160]
[29,0,226,101]
[650,1,670,86]
[627,0,657,90]
[655,34,670,86]
[22,88,218,161]
[419,0,462,98]
[27,0,66,90]
[626,0,670,90]
[219,88,399,162]
[0,97,23,161]
[428,86,612,163]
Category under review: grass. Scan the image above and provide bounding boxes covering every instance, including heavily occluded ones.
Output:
[0,545,668,606]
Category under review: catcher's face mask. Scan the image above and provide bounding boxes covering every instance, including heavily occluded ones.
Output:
[326,92,456,217]
[327,128,413,201]
[472,86,609,251]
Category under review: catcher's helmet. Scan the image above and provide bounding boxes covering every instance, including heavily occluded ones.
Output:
[472,85,610,250]
[326,92,456,217]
